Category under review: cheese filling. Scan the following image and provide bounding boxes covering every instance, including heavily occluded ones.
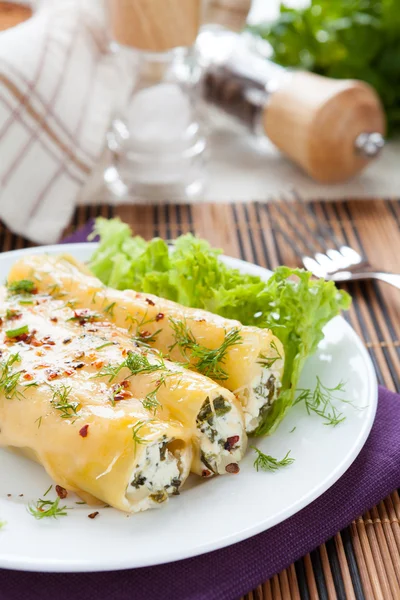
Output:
[236,362,283,433]
[196,396,244,476]
[126,438,184,512]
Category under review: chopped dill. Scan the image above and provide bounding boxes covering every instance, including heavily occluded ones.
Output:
[131,420,152,449]
[142,374,171,414]
[6,324,28,338]
[95,351,167,384]
[252,447,294,472]
[289,426,296,433]
[5,308,21,320]
[43,485,52,497]
[169,318,242,380]
[50,384,79,420]
[125,311,156,333]
[95,341,115,351]
[75,501,86,505]
[28,496,69,520]
[7,280,36,295]
[134,328,162,348]
[104,302,116,317]
[35,416,42,428]
[295,377,351,426]
[257,340,282,370]
[0,352,23,399]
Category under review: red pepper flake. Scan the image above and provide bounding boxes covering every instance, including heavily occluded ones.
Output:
[46,369,60,381]
[201,469,212,478]
[79,424,89,438]
[64,369,74,376]
[7,494,11,497]
[145,298,155,306]
[55,485,68,499]
[139,330,151,339]
[155,313,164,321]
[121,348,128,357]
[225,463,240,474]
[0,318,3,326]
[50,317,58,323]
[62,338,72,345]
[22,372,34,381]
[224,435,240,452]
[19,494,23,497]
[88,511,99,519]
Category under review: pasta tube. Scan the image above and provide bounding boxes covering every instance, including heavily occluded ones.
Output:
[9,253,284,433]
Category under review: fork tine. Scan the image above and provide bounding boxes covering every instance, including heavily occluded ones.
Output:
[291,190,344,252]
[271,201,320,255]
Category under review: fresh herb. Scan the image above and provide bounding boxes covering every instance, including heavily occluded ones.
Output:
[135,328,162,348]
[142,374,171,414]
[95,341,116,351]
[28,496,69,519]
[0,353,23,399]
[75,501,86,505]
[7,280,36,295]
[5,325,28,338]
[169,318,242,380]
[125,311,157,334]
[35,416,42,429]
[248,0,400,136]
[5,308,21,320]
[295,377,351,426]
[43,485,53,497]
[252,447,294,472]
[104,302,116,316]
[257,340,282,370]
[68,310,100,324]
[47,283,66,299]
[96,351,167,384]
[125,351,167,377]
[131,420,152,449]
[289,426,296,433]
[0,520,6,529]
[19,299,34,305]
[50,384,79,420]
[88,219,351,435]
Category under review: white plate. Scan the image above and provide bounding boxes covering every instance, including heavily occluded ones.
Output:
[0,244,377,572]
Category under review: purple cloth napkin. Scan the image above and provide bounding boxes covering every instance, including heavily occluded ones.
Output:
[0,225,399,600]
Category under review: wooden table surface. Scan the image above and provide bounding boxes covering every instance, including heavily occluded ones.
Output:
[63,198,400,600]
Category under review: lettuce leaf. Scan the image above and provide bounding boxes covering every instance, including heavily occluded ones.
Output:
[89,218,351,435]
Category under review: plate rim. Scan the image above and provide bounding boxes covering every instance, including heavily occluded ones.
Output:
[0,243,378,572]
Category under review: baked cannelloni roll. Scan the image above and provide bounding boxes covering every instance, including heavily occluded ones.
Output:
[10,254,284,433]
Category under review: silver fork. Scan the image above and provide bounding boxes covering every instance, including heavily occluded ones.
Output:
[267,194,400,290]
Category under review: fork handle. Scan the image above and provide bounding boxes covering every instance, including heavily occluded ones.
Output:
[333,271,400,290]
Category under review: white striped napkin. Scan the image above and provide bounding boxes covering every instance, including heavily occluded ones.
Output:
[0,0,131,243]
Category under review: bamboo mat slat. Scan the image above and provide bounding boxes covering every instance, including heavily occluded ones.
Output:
[1,198,399,600]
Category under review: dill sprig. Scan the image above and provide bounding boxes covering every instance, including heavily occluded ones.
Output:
[257,340,282,369]
[28,496,69,520]
[125,351,167,376]
[95,351,167,383]
[142,373,171,414]
[6,324,29,338]
[0,353,23,399]
[252,447,294,472]
[125,310,156,333]
[131,420,153,449]
[104,301,116,316]
[134,328,162,348]
[50,384,79,420]
[169,319,242,380]
[7,279,36,295]
[95,341,116,351]
[295,377,350,426]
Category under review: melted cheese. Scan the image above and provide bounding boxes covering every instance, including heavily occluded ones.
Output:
[8,253,285,433]
[0,288,247,513]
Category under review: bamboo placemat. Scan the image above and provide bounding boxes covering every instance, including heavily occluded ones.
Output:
[2,198,400,600]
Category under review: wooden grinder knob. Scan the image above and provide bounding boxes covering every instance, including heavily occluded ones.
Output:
[108,0,201,51]
[263,71,386,183]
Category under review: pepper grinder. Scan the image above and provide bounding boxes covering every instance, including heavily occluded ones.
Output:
[198,24,386,183]
[105,0,206,201]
